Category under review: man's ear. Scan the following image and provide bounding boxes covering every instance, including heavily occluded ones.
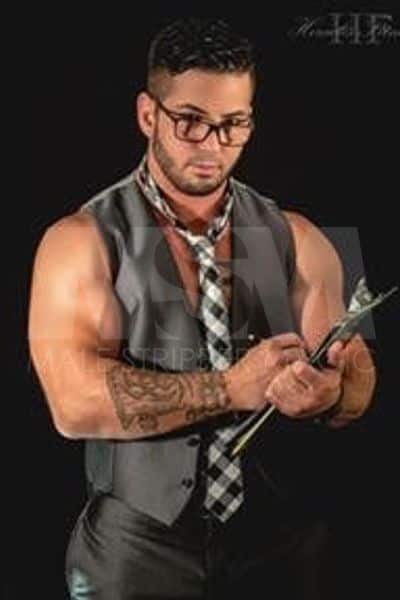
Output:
[137,92,156,138]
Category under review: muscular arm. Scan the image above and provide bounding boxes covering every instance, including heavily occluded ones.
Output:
[285,211,377,426]
[28,213,231,440]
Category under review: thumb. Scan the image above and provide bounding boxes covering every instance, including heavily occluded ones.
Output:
[327,341,345,370]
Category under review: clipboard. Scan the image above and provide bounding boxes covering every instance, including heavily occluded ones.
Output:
[229,277,398,457]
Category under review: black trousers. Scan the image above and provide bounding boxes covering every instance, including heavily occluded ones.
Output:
[65,482,337,600]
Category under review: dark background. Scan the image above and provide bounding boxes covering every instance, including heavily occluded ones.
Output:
[8,3,399,598]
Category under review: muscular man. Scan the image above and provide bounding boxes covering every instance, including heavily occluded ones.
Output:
[28,18,376,599]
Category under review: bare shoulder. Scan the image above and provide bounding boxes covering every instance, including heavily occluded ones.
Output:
[33,210,112,281]
[283,211,346,340]
[29,209,122,360]
[282,210,343,278]
[283,209,332,246]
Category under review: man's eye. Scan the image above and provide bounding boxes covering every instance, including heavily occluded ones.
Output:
[181,114,203,124]
[225,118,250,128]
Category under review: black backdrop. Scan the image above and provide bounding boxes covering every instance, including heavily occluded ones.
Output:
[9,4,400,598]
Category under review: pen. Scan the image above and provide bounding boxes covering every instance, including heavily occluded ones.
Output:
[230,281,398,457]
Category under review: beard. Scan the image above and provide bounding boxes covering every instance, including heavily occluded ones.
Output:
[151,131,233,197]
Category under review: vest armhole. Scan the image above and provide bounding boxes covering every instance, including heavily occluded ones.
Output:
[79,207,120,284]
[279,210,297,290]
[232,179,297,288]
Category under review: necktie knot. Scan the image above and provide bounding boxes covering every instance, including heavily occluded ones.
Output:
[191,237,216,267]
[134,156,234,247]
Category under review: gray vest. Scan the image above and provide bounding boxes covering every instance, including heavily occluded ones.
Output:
[79,172,297,525]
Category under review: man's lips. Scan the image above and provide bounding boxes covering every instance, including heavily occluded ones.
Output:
[190,162,220,174]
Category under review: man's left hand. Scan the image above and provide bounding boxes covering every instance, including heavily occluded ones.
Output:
[264,340,345,419]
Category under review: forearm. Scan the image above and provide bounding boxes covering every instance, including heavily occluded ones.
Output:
[59,355,233,440]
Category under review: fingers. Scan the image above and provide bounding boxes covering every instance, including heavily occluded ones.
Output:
[327,341,346,370]
[290,360,343,396]
[265,362,343,418]
[272,333,306,349]
[265,366,302,399]
[257,333,307,364]
[265,366,309,415]
[281,347,308,365]
[255,335,307,371]
[291,360,320,388]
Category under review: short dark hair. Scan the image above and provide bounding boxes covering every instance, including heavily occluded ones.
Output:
[147,18,256,97]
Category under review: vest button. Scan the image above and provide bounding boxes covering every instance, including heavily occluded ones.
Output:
[181,477,194,489]
[187,436,200,447]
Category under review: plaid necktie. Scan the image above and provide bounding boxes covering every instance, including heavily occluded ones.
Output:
[192,238,245,522]
[134,157,244,523]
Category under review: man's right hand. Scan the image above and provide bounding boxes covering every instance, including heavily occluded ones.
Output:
[223,333,308,412]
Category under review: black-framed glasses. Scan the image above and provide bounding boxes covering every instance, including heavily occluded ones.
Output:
[148,92,254,147]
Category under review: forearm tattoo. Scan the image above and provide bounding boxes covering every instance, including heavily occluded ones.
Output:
[185,373,231,422]
[105,363,231,433]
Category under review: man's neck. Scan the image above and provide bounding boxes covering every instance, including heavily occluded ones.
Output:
[147,153,228,234]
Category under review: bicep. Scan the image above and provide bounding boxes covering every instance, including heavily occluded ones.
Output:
[286,211,346,352]
[28,214,122,408]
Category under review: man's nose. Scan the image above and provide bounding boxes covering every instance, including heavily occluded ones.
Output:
[197,128,221,151]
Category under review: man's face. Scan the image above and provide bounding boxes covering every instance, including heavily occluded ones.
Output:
[139,70,254,196]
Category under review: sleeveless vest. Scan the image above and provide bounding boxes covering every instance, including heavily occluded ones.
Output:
[78,171,298,525]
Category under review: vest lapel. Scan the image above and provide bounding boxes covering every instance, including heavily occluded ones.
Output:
[122,181,202,372]
[230,182,296,361]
